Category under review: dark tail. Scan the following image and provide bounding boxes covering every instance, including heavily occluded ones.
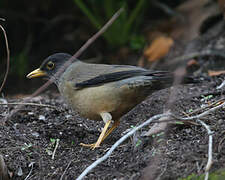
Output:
[149,71,200,86]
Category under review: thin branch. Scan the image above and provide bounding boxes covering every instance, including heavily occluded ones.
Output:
[76,113,171,180]
[60,160,72,180]
[52,139,59,160]
[186,98,225,116]
[144,110,170,136]
[217,80,225,89]
[77,100,225,179]
[197,120,213,180]
[172,101,225,121]
[24,162,35,180]
[0,102,60,110]
[74,8,123,58]
[30,7,124,98]
[0,23,10,93]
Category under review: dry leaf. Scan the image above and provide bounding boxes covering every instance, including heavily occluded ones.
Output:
[144,36,174,62]
[208,70,225,76]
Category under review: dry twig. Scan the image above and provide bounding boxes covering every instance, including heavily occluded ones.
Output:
[76,113,171,180]
[31,7,124,98]
[77,101,225,180]
[143,110,170,136]
[185,98,225,116]
[0,102,60,110]
[24,162,35,180]
[172,100,225,121]
[217,80,225,89]
[0,23,10,93]
[52,139,60,160]
[197,120,213,180]
[60,160,73,180]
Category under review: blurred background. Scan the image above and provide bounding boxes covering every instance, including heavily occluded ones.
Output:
[0,0,223,94]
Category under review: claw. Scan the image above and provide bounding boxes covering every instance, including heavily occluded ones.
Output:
[80,142,99,150]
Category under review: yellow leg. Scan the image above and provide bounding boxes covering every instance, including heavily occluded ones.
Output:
[80,120,111,149]
[101,120,120,142]
[80,112,112,149]
[80,120,120,149]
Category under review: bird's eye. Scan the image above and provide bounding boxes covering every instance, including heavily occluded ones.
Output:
[46,61,54,70]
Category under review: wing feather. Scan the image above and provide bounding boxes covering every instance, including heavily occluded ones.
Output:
[75,70,172,89]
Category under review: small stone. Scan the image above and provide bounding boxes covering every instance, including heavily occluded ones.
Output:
[0,98,8,107]
[65,114,72,119]
[39,115,46,121]
[218,119,223,125]
[17,166,23,176]
[31,132,40,137]
[185,129,191,133]
[28,112,34,115]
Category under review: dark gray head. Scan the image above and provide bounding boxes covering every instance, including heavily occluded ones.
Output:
[39,53,72,78]
[27,53,73,83]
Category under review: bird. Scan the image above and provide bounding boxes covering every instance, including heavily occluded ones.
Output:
[27,53,196,149]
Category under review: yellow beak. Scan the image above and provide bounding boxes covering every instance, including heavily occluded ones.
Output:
[26,68,47,79]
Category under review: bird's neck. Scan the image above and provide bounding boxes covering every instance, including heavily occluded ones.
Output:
[55,60,83,86]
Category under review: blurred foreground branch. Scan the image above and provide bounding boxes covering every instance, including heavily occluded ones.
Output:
[77,100,225,180]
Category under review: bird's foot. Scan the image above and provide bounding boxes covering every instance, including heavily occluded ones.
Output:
[80,142,100,150]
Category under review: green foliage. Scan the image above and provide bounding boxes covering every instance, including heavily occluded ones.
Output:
[175,121,184,125]
[135,139,142,147]
[152,132,164,138]
[73,0,147,49]
[21,143,33,151]
[17,52,28,78]
[200,94,213,102]
[50,138,57,143]
[179,169,225,180]
[11,33,32,78]
[11,51,28,79]
[130,34,145,50]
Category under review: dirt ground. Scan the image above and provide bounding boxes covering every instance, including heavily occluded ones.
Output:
[1,14,225,180]
[0,74,225,179]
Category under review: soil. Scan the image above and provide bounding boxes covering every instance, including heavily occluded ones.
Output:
[0,75,225,180]
[1,14,225,180]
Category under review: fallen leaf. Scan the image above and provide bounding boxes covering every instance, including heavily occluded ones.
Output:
[144,36,174,62]
[208,70,225,76]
